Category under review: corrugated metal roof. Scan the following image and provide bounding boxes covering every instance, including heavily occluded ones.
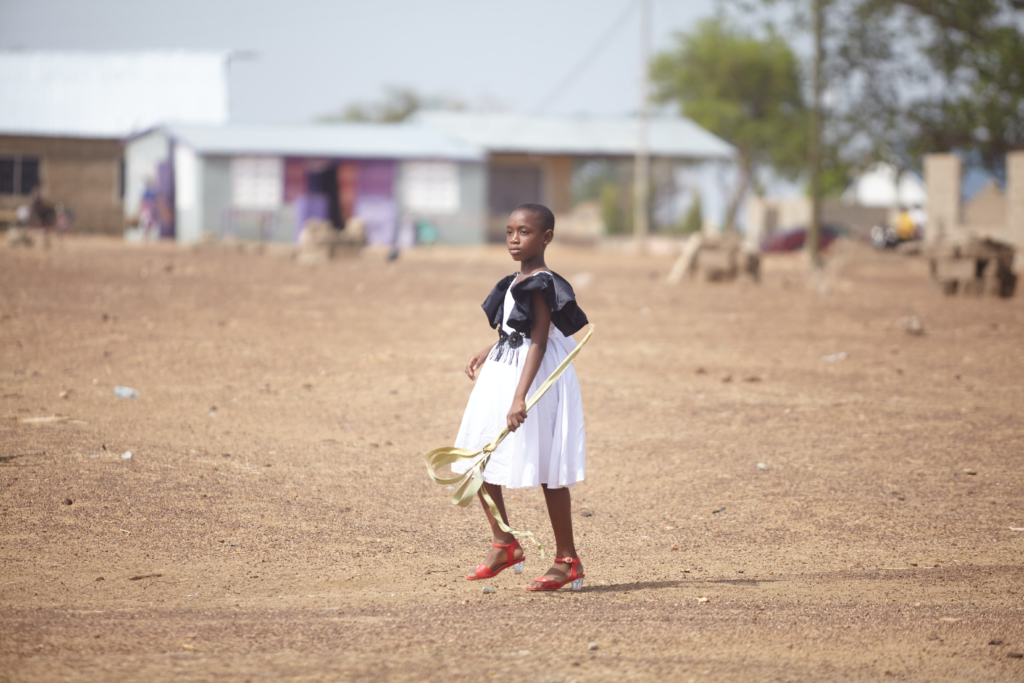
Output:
[415,111,736,160]
[156,123,485,161]
[0,50,229,138]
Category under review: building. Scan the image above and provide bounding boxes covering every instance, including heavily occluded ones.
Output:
[416,111,737,241]
[0,50,229,232]
[123,123,486,244]
[925,152,1024,249]
[747,162,927,247]
[959,168,1010,231]
[2,51,739,243]
[124,113,735,246]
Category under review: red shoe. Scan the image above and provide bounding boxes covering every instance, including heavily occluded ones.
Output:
[465,540,525,580]
[525,557,585,591]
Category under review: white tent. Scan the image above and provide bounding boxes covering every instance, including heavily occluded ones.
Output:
[842,162,927,207]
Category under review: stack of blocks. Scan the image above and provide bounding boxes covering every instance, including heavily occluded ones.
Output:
[691,233,761,283]
[295,217,365,265]
[928,238,1017,297]
[923,151,1023,298]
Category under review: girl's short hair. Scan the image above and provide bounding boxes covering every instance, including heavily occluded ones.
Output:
[515,203,555,233]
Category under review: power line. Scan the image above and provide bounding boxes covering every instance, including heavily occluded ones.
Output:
[532,0,639,113]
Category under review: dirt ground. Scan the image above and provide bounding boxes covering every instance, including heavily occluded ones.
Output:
[1,235,1022,683]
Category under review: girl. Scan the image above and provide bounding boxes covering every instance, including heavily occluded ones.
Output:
[453,203,589,591]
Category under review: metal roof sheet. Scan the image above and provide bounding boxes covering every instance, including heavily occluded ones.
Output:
[415,111,736,160]
[0,50,229,138]
[155,123,485,161]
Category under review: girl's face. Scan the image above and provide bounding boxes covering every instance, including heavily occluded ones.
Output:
[506,210,552,262]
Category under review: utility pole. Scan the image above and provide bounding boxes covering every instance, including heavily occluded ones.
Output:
[634,0,651,249]
[806,0,824,267]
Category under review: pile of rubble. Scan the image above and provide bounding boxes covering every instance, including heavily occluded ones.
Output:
[927,237,1017,298]
[4,227,50,249]
[296,218,365,265]
[667,233,760,285]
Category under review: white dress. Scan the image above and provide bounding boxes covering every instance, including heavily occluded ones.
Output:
[452,273,586,489]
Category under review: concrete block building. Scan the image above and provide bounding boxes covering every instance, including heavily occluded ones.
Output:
[123,123,486,245]
[417,111,737,241]
[923,151,1024,297]
[924,152,1024,249]
[0,50,229,232]
[124,114,736,247]
[2,49,739,244]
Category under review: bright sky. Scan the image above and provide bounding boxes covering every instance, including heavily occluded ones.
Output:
[0,0,719,124]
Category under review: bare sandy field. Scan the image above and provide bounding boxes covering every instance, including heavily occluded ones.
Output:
[1,236,1022,682]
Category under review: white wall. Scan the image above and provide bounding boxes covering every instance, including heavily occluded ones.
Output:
[123,130,170,218]
[231,156,284,209]
[396,160,486,244]
[201,156,231,239]
[174,144,202,243]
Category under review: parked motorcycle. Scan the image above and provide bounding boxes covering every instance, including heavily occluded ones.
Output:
[870,223,900,250]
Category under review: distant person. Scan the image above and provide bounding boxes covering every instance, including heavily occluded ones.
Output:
[28,187,56,228]
[139,180,158,241]
[450,203,590,591]
[55,202,73,235]
[895,206,915,241]
[910,204,926,239]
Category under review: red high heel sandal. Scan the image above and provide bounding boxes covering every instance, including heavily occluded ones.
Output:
[465,540,525,580]
[525,556,585,591]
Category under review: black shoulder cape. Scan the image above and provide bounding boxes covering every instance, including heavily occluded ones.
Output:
[481,271,589,338]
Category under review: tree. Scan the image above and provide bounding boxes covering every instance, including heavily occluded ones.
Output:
[317,86,463,124]
[680,194,703,234]
[807,0,825,266]
[727,0,1024,179]
[831,0,1024,179]
[650,18,808,231]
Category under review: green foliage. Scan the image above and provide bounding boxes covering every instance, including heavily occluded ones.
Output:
[818,141,853,196]
[650,19,809,229]
[572,160,619,204]
[650,18,809,180]
[318,86,463,124]
[818,163,850,197]
[730,0,1024,176]
[835,0,1024,175]
[680,195,703,234]
[600,183,626,235]
[573,160,628,235]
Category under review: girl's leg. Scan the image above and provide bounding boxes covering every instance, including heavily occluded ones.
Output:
[529,484,583,586]
[476,482,524,569]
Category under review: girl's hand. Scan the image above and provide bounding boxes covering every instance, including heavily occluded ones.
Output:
[507,397,528,432]
[466,343,496,380]
[506,289,550,432]
[465,353,483,380]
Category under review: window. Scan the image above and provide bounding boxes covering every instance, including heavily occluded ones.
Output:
[0,159,13,195]
[0,157,41,195]
[21,159,39,195]
[403,162,459,214]
[231,156,283,209]
[488,166,541,214]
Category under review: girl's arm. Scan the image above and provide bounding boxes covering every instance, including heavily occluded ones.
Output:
[507,289,551,432]
[465,342,496,380]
